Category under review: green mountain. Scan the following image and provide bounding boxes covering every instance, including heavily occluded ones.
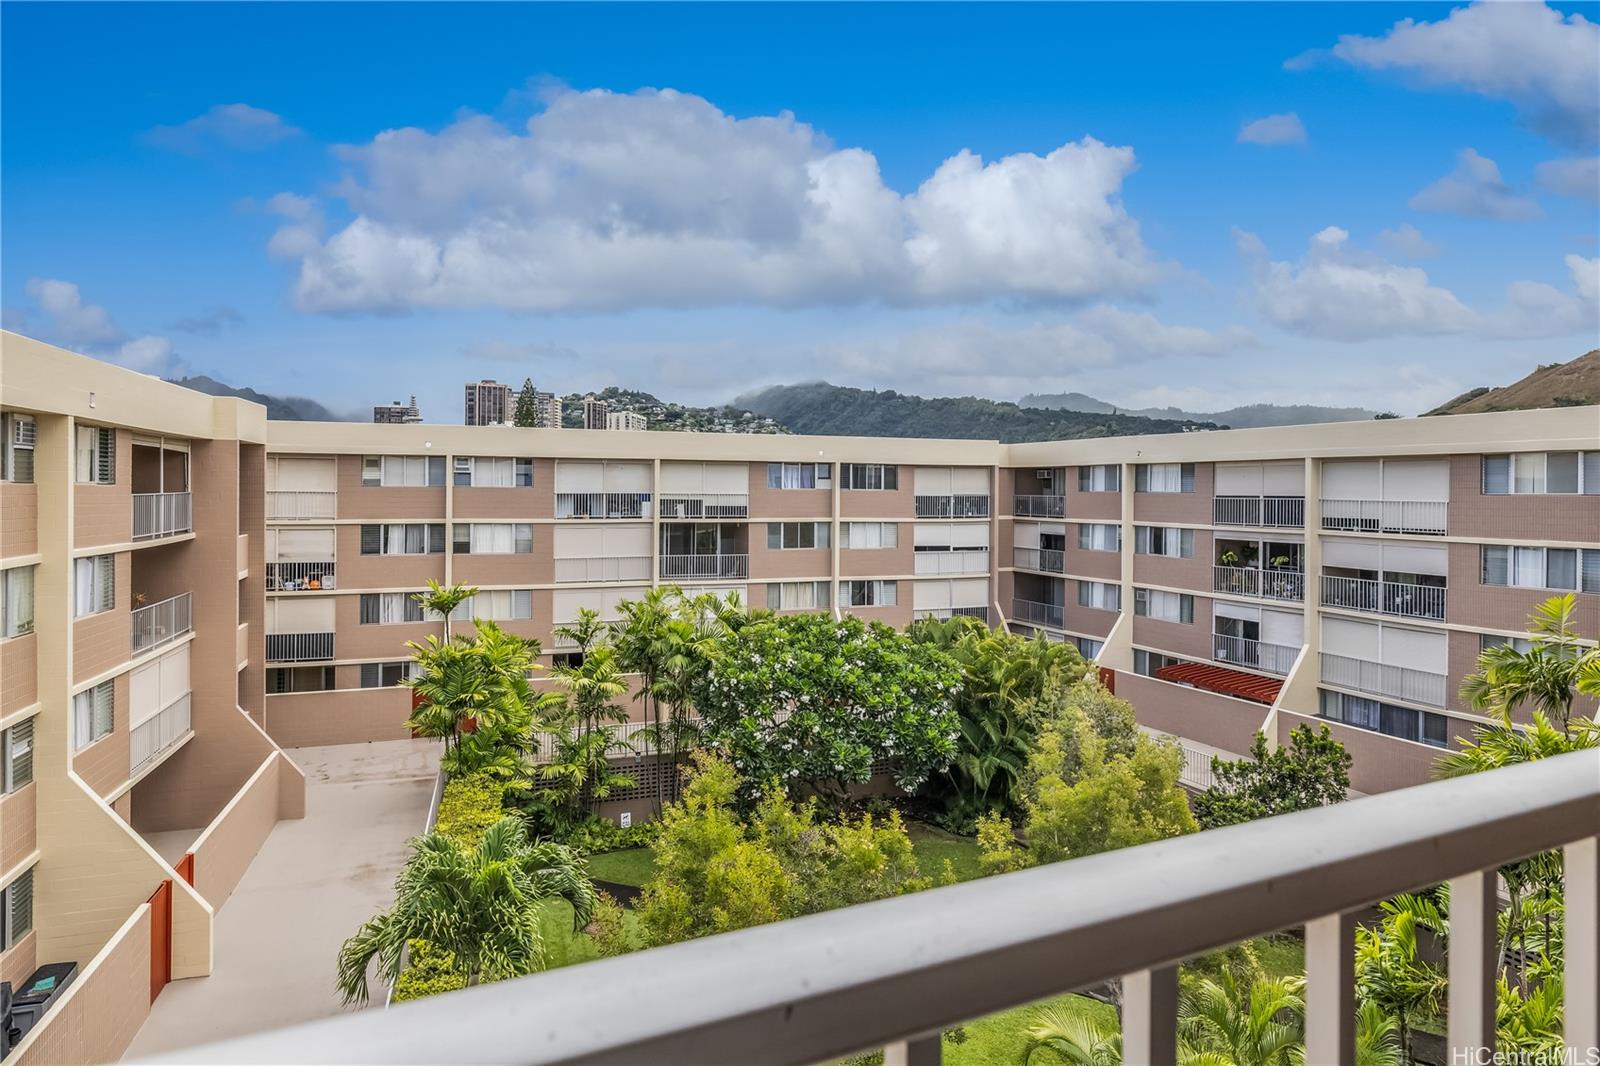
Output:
[561,386,789,434]
[1019,392,1383,428]
[1425,350,1599,415]
[168,375,359,422]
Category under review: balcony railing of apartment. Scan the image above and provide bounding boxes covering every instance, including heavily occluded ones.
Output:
[266,561,336,591]
[130,693,192,776]
[1212,633,1299,676]
[266,490,337,521]
[1320,651,1447,709]
[132,491,193,540]
[131,592,192,655]
[914,494,991,519]
[1212,565,1305,602]
[658,494,750,519]
[553,556,652,583]
[1321,575,1447,622]
[166,752,1599,1066]
[554,492,652,519]
[659,553,750,580]
[913,606,991,623]
[1012,547,1065,573]
[265,631,335,663]
[1011,598,1064,629]
[1013,494,1066,518]
[1212,495,1304,529]
[1320,498,1448,536]
[913,550,990,576]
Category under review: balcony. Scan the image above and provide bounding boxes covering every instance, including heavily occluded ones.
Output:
[914,494,990,519]
[1012,547,1065,574]
[237,533,248,574]
[1011,598,1064,628]
[132,491,193,540]
[1212,495,1303,529]
[266,561,337,591]
[913,550,989,576]
[554,492,652,519]
[1320,651,1447,708]
[1321,575,1447,622]
[130,693,192,775]
[1320,498,1447,536]
[1211,565,1304,602]
[554,556,652,583]
[914,605,990,623]
[1013,494,1065,518]
[266,490,337,521]
[131,592,192,655]
[1212,633,1298,676]
[265,632,335,663]
[659,553,749,580]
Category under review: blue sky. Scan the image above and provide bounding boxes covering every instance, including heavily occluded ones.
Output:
[3,1,1597,419]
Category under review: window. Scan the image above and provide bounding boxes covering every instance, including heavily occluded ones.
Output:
[361,661,420,688]
[73,555,114,617]
[1072,637,1104,660]
[767,463,830,489]
[359,593,425,625]
[1,867,34,951]
[1077,524,1120,552]
[452,524,533,554]
[766,581,832,610]
[1135,463,1195,493]
[453,457,534,487]
[1481,545,1598,593]
[1,566,34,638]
[1135,526,1195,558]
[3,719,33,793]
[267,666,336,693]
[1077,465,1120,492]
[2,413,35,483]
[841,522,898,549]
[1483,452,1598,495]
[1077,581,1120,611]
[360,524,446,555]
[842,580,897,607]
[1134,588,1194,623]
[75,425,115,484]
[72,680,114,750]
[841,464,898,491]
[1480,633,1535,654]
[1321,690,1448,748]
[1134,649,1181,677]
[766,522,829,549]
[457,589,534,621]
[361,455,446,487]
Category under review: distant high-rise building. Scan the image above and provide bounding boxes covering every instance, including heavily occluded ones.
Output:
[606,409,647,432]
[534,391,563,429]
[373,396,421,424]
[582,394,609,430]
[465,380,514,426]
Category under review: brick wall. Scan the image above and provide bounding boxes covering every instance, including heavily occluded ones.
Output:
[0,481,38,558]
[1446,453,1600,542]
[11,905,151,1066]
[0,781,37,875]
[1,632,38,714]
[1133,462,1213,525]
[71,551,131,684]
[188,753,284,909]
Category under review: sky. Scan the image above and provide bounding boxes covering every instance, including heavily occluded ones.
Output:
[3,1,1598,421]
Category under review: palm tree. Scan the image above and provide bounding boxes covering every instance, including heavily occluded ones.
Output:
[335,817,597,1005]
[412,580,478,640]
[545,642,632,822]
[404,621,556,760]
[1355,893,1447,1058]
[1021,1003,1122,1066]
[1178,969,1304,1066]
[1460,593,1600,733]
[611,587,683,814]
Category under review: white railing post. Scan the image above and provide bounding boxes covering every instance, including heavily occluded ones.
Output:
[1122,965,1178,1066]
[1305,911,1356,1066]
[883,1033,941,1066]
[1567,837,1599,1058]
[1448,869,1498,1059]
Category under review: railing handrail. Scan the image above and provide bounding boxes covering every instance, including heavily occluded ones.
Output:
[152,751,1599,1066]
[1012,493,1066,518]
[265,489,338,520]
[130,591,193,654]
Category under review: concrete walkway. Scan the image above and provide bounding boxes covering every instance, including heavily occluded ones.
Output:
[124,738,439,1059]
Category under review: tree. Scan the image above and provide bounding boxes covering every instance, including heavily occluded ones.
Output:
[1021,1004,1122,1066]
[404,620,556,770]
[1193,726,1352,829]
[1460,593,1600,733]
[1354,893,1447,1058]
[610,587,683,814]
[1178,969,1304,1066]
[336,817,595,1004]
[533,642,633,831]
[514,378,537,427]
[413,579,477,640]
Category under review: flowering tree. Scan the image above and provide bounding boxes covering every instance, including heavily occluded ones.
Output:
[693,613,962,803]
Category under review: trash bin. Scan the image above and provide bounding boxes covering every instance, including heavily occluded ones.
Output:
[3,963,78,1052]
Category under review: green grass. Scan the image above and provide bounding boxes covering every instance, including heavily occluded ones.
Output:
[1252,932,1305,979]
[844,993,1117,1066]
[906,821,985,884]
[585,847,657,887]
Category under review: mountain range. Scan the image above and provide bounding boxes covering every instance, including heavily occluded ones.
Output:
[167,375,359,422]
[1017,393,1384,428]
[1425,349,1599,415]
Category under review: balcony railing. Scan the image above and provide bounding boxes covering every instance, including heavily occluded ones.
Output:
[913,550,989,576]
[1012,547,1065,573]
[1011,598,1064,629]
[266,490,337,521]
[265,631,335,663]
[1212,633,1299,676]
[1320,651,1447,708]
[553,556,652,583]
[130,693,191,775]
[914,494,990,519]
[1013,494,1065,518]
[266,561,336,591]
[554,492,652,519]
[659,553,749,580]
[1320,498,1447,536]
[132,491,193,540]
[131,592,192,655]
[1321,574,1447,622]
[913,606,991,624]
[1211,565,1304,602]
[168,752,1600,1066]
[1212,495,1304,529]
[658,494,749,519]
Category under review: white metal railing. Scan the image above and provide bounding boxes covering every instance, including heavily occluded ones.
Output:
[266,490,337,520]
[1013,494,1065,518]
[913,550,989,576]
[1320,575,1447,622]
[1320,651,1447,708]
[130,693,191,775]
[913,606,990,624]
[658,494,749,519]
[265,631,335,663]
[659,553,749,580]
[130,592,192,655]
[1012,598,1064,629]
[1211,633,1298,676]
[1321,498,1448,536]
[1012,547,1065,573]
[266,561,336,591]
[157,752,1600,1066]
[1212,565,1304,602]
[554,492,652,519]
[132,491,193,540]
[914,495,990,519]
[1212,495,1304,528]
[553,556,652,583]
[1179,744,1216,790]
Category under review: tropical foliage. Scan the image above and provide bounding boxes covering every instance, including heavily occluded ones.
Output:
[1459,593,1600,732]
[1193,726,1352,830]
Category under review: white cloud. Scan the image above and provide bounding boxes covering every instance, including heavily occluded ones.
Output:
[1499,254,1600,337]
[278,87,1164,313]
[1326,2,1600,147]
[1378,223,1440,259]
[145,103,301,154]
[1237,113,1307,146]
[265,192,326,260]
[1535,156,1600,202]
[21,278,181,374]
[1409,149,1540,221]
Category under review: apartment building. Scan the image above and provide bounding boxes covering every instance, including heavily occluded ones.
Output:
[605,410,647,432]
[532,390,562,430]
[372,397,421,424]
[0,333,306,1066]
[581,395,608,430]
[463,380,513,427]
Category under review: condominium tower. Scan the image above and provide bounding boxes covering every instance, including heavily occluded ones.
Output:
[463,380,514,427]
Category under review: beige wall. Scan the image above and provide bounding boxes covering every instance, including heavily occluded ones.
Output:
[0,929,36,993]
[263,686,414,747]
[1277,710,1465,794]
[1131,530,1214,592]
[749,476,831,519]
[454,551,548,587]
[1132,462,1214,524]
[334,593,444,660]
[453,483,545,520]
[839,481,914,519]
[840,538,912,578]
[0,781,37,876]
[1132,609,1215,661]
[1,482,38,559]
[748,540,831,581]
[1115,670,1267,756]
[72,672,130,799]
[188,753,285,909]
[11,905,152,1066]
[1447,541,1600,638]
[336,455,446,520]
[1064,540,1121,581]
[842,601,913,628]
[1065,477,1120,521]
[71,430,134,550]
[336,524,446,590]
[1064,598,1118,639]
[1,632,38,714]
[238,443,267,724]
[1447,453,1600,542]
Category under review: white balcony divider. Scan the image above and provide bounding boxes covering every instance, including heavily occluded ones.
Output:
[1212,495,1305,529]
[130,592,192,655]
[1320,498,1448,536]
[1013,494,1065,518]
[265,631,335,663]
[553,556,652,583]
[132,491,193,540]
[1320,575,1447,622]
[266,490,337,521]
[658,494,749,519]
[1011,598,1064,629]
[1212,565,1304,602]
[913,550,989,576]
[659,553,750,580]
[1211,633,1298,676]
[554,492,652,519]
[158,752,1600,1066]
[1012,547,1065,573]
[914,494,991,519]
[1320,651,1447,708]
[130,693,192,774]
[266,561,336,591]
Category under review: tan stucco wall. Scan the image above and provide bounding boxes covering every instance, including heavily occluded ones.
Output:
[10,905,151,1066]
[1,482,38,559]
[1115,670,1269,756]
[188,753,284,909]
[1,632,38,715]
[0,781,37,876]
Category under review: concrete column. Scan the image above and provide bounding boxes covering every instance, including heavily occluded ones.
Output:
[1305,911,1356,1065]
[1449,868,1499,1058]
[1122,965,1178,1066]
[883,1033,941,1066]
[1565,838,1598,1058]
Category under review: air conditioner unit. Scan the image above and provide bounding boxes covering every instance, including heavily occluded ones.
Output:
[1036,469,1053,479]
[10,416,35,448]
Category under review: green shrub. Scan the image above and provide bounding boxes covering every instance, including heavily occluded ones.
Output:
[393,939,465,1001]
[563,817,657,855]
[434,773,506,848]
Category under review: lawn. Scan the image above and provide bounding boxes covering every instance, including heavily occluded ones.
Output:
[585,846,657,887]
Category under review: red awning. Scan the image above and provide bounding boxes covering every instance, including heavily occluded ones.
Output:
[1155,662,1282,705]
